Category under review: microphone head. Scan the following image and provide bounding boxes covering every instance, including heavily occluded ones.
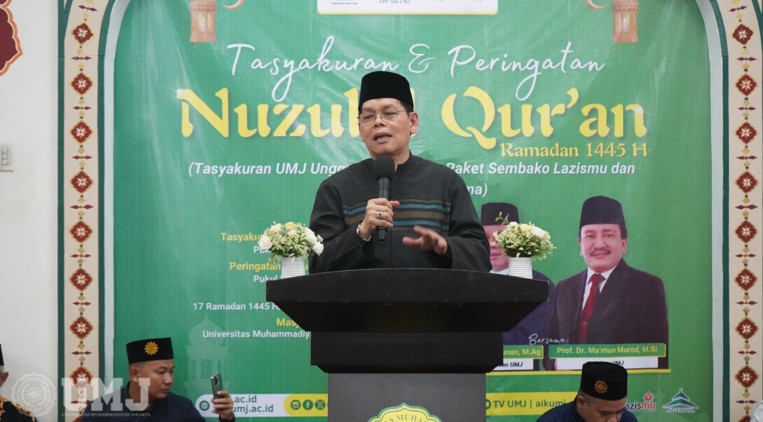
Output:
[373,156,396,180]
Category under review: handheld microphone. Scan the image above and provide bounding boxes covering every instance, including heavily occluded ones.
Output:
[372,156,396,241]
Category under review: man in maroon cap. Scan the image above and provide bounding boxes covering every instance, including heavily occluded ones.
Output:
[309,70,490,273]
[538,361,637,421]
[81,337,235,421]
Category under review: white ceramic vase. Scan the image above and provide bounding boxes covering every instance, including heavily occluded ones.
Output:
[281,256,306,279]
[506,256,533,279]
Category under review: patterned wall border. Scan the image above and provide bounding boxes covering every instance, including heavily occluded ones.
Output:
[59,1,107,420]
[723,1,762,420]
[57,1,763,421]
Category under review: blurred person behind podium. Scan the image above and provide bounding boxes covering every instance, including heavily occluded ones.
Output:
[81,337,234,421]
[537,361,637,421]
[480,202,556,350]
[0,345,38,421]
[309,71,490,273]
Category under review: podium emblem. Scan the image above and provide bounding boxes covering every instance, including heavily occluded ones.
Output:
[368,403,442,422]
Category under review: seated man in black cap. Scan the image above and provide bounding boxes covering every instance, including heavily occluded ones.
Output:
[480,202,556,349]
[546,196,668,369]
[309,70,490,272]
[538,361,637,421]
[0,345,38,421]
[81,337,234,421]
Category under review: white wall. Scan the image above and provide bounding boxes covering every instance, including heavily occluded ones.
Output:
[0,2,58,421]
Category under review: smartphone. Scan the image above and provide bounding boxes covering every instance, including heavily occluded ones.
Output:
[210,372,224,398]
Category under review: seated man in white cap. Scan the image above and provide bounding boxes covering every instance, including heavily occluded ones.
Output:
[81,337,234,421]
[309,70,490,273]
[538,361,637,421]
[0,345,38,421]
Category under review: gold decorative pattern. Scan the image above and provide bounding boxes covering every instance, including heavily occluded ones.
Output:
[593,380,608,395]
[144,341,159,356]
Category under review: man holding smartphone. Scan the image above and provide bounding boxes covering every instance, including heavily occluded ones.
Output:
[81,337,235,420]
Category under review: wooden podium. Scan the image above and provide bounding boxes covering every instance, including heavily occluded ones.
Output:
[266,268,548,421]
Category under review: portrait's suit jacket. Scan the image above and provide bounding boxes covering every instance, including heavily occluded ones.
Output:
[547,259,668,368]
[502,270,556,346]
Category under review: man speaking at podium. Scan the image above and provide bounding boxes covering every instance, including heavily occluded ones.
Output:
[309,71,490,273]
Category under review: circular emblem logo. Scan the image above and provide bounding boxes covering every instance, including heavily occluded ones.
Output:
[369,403,442,422]
[144,341,159,355]
[11,373,56,416]
[594,380,609,395]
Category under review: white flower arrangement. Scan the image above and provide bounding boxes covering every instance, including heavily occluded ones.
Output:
[491,219,555,260]
[259,222,324,258]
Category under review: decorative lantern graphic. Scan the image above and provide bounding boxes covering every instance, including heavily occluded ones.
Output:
[190,0,216,43]
[585,0,639,44]
[612,0,639,43]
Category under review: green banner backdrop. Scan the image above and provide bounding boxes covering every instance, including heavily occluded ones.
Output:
[108,0,710,420]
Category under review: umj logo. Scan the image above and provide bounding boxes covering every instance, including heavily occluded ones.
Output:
[368,403,442,422]
[662,388,699,414]
[61,377,152,412]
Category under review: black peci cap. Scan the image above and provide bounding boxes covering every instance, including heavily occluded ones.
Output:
[126,337,174,364]
[579,361,628,401]
[358,71,414,112]
[579,196,626,234]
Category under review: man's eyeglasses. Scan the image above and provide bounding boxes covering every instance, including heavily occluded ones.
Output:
[358,110,408,126]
